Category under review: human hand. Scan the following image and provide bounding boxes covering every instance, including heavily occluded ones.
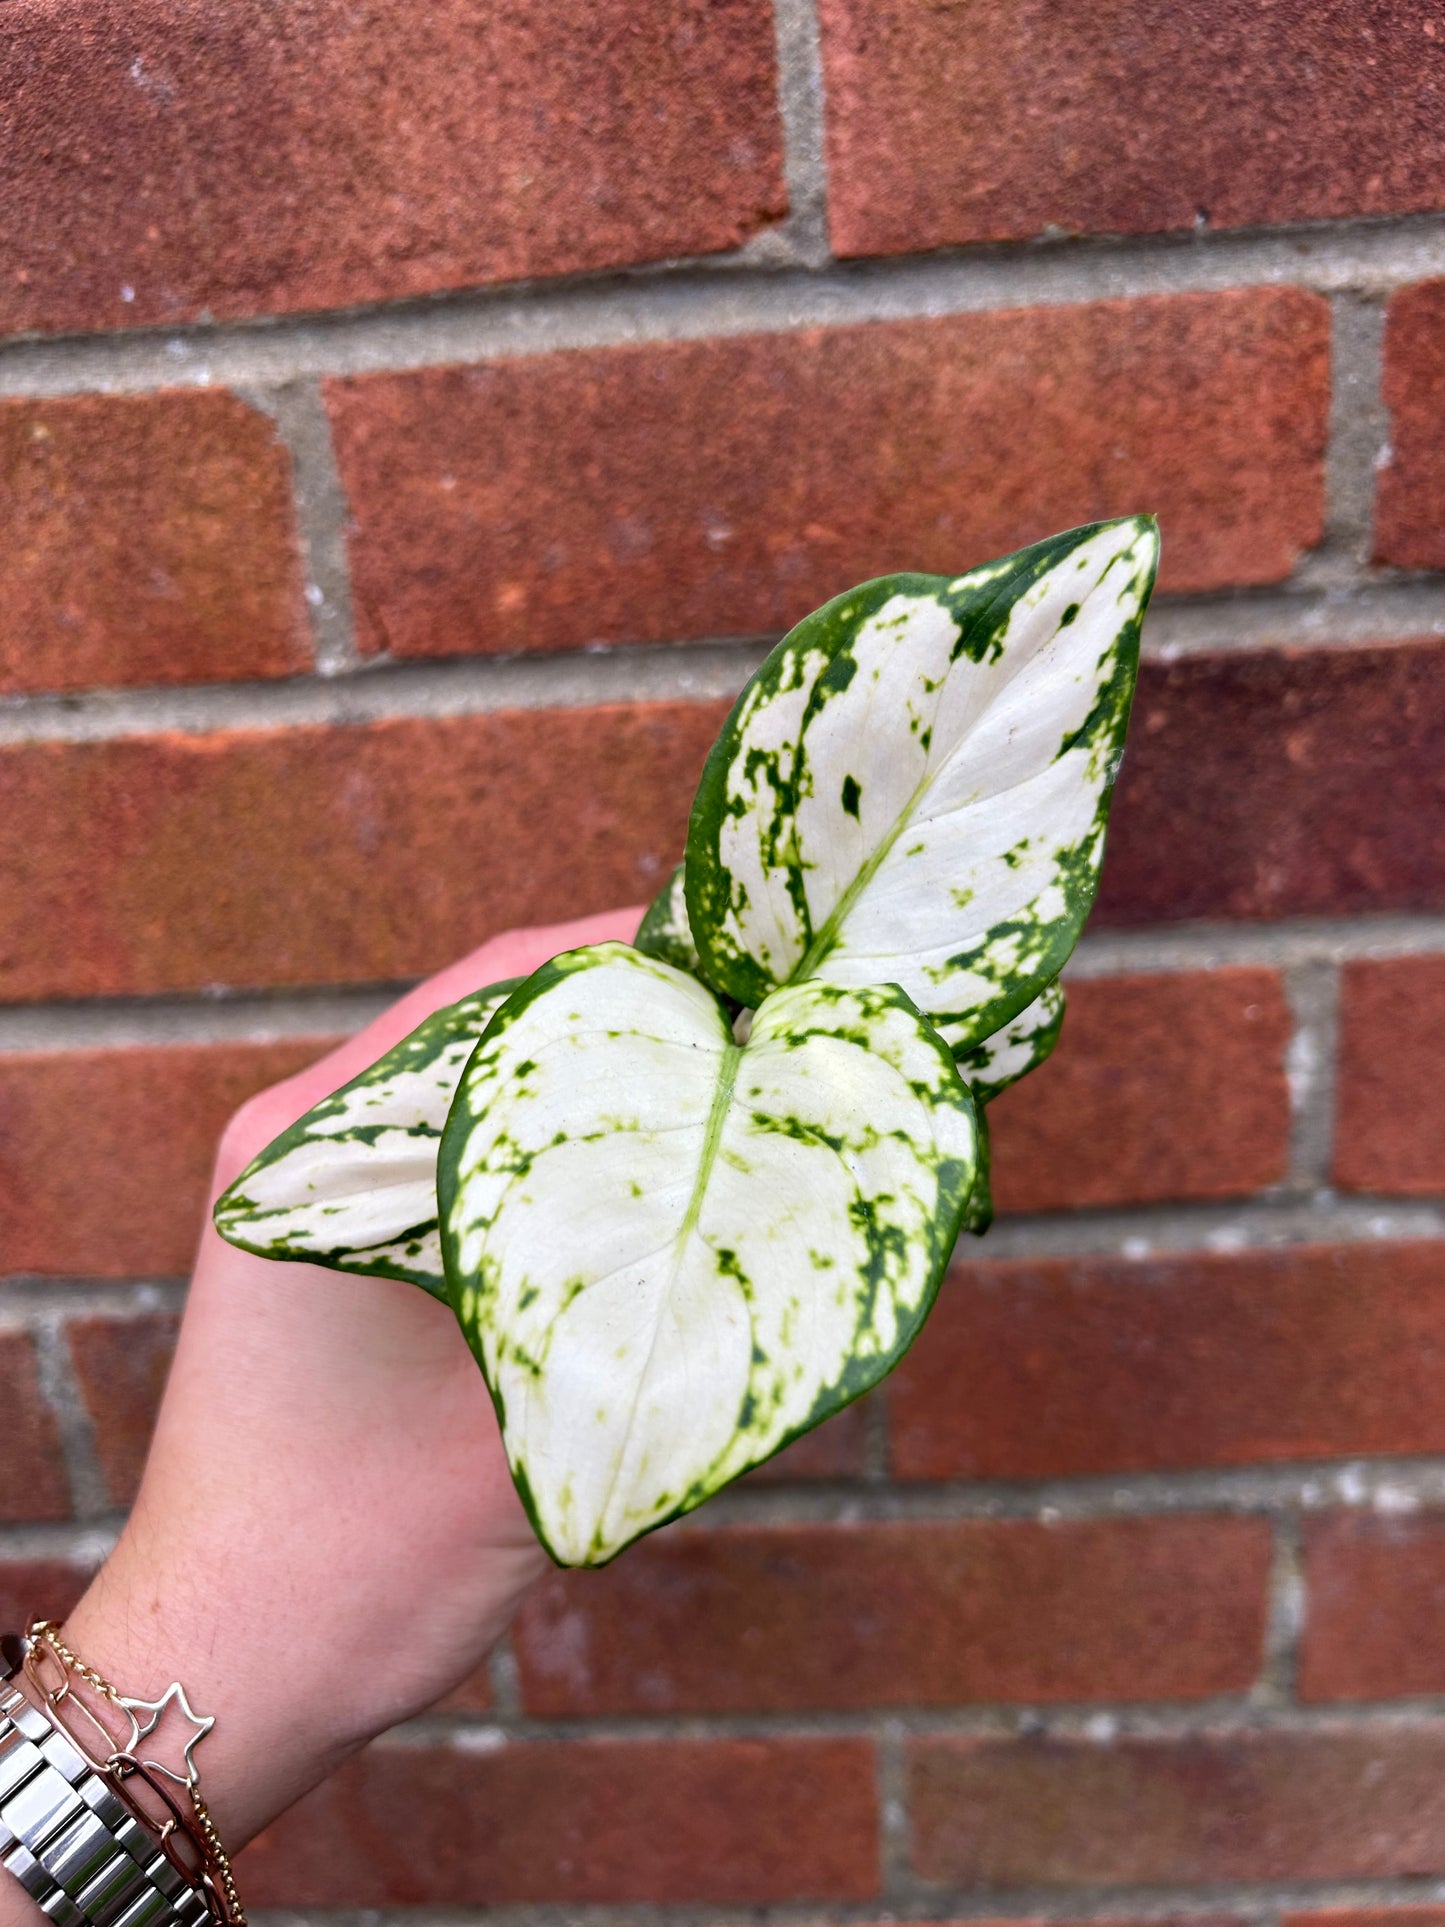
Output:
[54,907,644,1853]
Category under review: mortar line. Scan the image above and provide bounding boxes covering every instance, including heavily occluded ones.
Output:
[1292,293,1390,594]
[2,212,1444,399]
[876,1716,914,1900]
[1,913,1442,1048]
[1253,1510,1306,1709]
[2,575,1444,742]
[0,1281,187,1318]
[693,1455,1445,1529]
[0,634,768,746]
[761,0,832,270]
[0,1521,119,1564]
[14,1450,1445,1550]
[1281,959,1343,1195]
[4,1200,1445,1291]
[25,1310,113,1522]
[389,1698,1445,1748]
[241,1887,1445,1927]
[241,380,360,675]
[486,1634,525,1721]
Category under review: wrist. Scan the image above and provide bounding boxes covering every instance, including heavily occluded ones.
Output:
[56,1518,543,1852]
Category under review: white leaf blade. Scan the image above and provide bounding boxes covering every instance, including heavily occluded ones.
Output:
[213,977,519,1297]
[439,942,976,1566]
[687,518,1158,1049]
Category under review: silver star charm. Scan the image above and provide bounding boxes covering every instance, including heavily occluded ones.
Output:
[119,1681,215,1788]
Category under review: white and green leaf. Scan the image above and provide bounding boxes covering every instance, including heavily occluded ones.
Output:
[214,978,519,1298]
[958,981,1066,1104]
[634,863,700,976]
[685,517,1158,1052]
[959,1105,994,1238]
[438,942,977,1566]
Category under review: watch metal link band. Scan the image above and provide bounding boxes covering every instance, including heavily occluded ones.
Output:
[0,1686,208,1927]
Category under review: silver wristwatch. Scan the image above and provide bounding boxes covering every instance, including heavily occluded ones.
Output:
[0,1650,208,1927]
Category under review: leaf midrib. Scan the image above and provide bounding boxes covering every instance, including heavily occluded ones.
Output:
[593,1033,741,1550]
[789,765,933,985]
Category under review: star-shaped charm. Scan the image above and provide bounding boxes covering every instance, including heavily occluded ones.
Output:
[119,1681,215,1788]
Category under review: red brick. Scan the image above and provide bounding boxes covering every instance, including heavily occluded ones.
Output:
[66,1314,178,1504]
[0,1042,330,1277]
[514,1516,1270,1715]
[0,393,310,696]
[1099,641,1445,926]
[327,290,1328,658]
[891,1242,1445,1481]
[1376,282,1445,570]
[0,1561,90,1634]
[990,969,1290,1214]
[818,0,1445,258]
[432,1666,492,1716]
[0,0,784,336]
[242,1736,876,1905]
[0,700,726,1003]
[1301,1512,1445,1702]
[1290,1912,1445,1927]
[909,1723,1445,1887]
[0,1334,68,1521]
[1334,957,1445,1195]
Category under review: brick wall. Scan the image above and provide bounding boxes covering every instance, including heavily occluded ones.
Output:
[3,1,1445,1919]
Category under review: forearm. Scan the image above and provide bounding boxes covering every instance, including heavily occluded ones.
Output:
[0,918,634,1927]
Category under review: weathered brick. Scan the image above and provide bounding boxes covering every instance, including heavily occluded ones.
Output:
[10,641,1441,1006]
[818,0,1445,258]
[1376,282,1445,571]
[0,0,784,336]
[0,1334,69,1520]
[327,290,1328,658]
[891,1242,1445,1481]
[0,1560,90,1632]
[990,969,1291,1214]
[0,393,310,696]
[909,1724,1445,1887]
[66,1313,179,1504]
[11,645,1437,1006]
[242,1737,876,1905]
[1301,1512,1445,1702]
[514,1516,1270,1715]
[1100,641,1445,926]
[1334,957,1445,1195]
[0,701,725,1003]
[0,1043,329,1277]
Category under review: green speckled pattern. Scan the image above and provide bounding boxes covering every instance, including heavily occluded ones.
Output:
[686,518,1158,1051]
[634,862,701,976]
[957,981,1066,1104]
[213,977,519,1298]
[438,942,976,1567]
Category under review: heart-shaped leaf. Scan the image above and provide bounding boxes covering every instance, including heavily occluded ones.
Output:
[685,517,1158,1051]
[960,981,1066,1105]
[214,978,518,1298]
[438,942,976,1566]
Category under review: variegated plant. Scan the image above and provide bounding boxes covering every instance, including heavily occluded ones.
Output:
[216,517,1158,1565]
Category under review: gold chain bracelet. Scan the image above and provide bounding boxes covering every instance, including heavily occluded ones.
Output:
[23,1620,246,1926]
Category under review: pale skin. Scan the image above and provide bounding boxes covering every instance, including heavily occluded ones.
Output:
[0,907,642,1927]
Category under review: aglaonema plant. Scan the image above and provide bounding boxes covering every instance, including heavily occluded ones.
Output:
[215,515,1159,1566]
